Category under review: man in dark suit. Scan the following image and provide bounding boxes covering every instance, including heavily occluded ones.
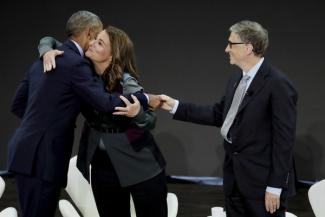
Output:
[7,11,151,217]
[160,20,297,217]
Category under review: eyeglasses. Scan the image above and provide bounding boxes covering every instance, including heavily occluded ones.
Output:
[228,41,245,48]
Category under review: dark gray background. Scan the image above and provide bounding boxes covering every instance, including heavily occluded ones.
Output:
[1,0,324,182]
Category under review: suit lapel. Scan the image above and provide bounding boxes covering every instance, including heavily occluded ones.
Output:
[237,61,269,114]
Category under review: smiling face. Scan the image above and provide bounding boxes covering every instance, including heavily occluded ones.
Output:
[85,30,113,75]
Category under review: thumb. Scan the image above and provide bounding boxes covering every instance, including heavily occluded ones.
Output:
[56,50,64,55]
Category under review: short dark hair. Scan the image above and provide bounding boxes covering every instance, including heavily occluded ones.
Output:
[65,10,102,37]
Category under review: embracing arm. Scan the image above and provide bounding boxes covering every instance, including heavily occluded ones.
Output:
[38,36,62,57]
[38,36,64,72]
[71,62,148,113]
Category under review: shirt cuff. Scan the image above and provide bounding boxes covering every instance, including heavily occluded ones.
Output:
[266,186,282,196]
[170,100,179,114]
[144,93,149,103]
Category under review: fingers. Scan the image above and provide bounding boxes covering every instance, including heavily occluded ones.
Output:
[50,54,56,69]
[56,50,64,56]
[160,94,169,102]
[112,111,127,115]
[113,106,129,116]
[114,106,128,112]
[265,192,280,214]
[43,55,53,72]
[53,50,64,70]
[119,95,131,106]
[131,94,139,104]
[160,100,172,111]
[43,50,64,73]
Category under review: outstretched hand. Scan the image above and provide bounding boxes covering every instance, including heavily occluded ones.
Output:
[113,95,141,117]
[147,94,164,111]
[43,49,64,73]
[159,94,176,112]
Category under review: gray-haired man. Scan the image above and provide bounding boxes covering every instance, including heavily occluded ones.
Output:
[160,20,297,217]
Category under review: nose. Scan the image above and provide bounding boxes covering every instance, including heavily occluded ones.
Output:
[89,40,96,46]
[225,44,230,53]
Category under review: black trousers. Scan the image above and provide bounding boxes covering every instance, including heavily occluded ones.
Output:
[15,173,61,217]
[91,149,168,217]
[225,182,287,217]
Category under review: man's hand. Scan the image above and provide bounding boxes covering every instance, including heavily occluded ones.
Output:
[159,94,176,112]
[147,94,163,111]
[265,191,280,214]
[43,49,64,73]
[113,95,140,117]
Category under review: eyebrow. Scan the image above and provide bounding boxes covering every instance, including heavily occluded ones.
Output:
[98,38,107,46]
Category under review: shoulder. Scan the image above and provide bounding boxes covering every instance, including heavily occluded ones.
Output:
[56,45,91,70]
[122,72,143,94]
[265,63,297,96]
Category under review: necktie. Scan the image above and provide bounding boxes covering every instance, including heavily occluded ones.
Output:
[220,74,250,142]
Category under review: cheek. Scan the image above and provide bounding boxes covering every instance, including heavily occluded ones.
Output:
[97,49,111,62]
[85,50,91,58]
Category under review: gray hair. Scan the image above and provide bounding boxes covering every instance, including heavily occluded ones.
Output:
[230,20,268,56]
[65,10,103,37]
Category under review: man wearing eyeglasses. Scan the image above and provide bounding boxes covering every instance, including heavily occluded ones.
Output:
[159,20,297,217]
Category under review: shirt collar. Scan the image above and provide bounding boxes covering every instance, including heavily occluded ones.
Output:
[242,57,264,80]
[70,40,84,57]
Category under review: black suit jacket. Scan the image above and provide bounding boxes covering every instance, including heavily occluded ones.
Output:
[7,40,148,187]
[174,60,297,199]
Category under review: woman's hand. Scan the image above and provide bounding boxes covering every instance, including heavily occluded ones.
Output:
[43,49,64,73]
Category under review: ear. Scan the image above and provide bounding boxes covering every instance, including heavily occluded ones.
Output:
[246,43,254,55]
[85,27,92,39]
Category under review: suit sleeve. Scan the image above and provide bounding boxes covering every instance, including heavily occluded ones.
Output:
[38,36,63,57]
[71,61,148,113]
[10,72,29,118]
[268,77,298,188]
[173,97,225,127]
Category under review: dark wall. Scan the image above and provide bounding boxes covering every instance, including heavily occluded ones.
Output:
[1,0,325,181]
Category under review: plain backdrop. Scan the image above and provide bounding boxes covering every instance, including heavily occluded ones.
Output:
[1,0,324,182]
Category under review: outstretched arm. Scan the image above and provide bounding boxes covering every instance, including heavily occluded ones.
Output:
[160,94,224,127]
